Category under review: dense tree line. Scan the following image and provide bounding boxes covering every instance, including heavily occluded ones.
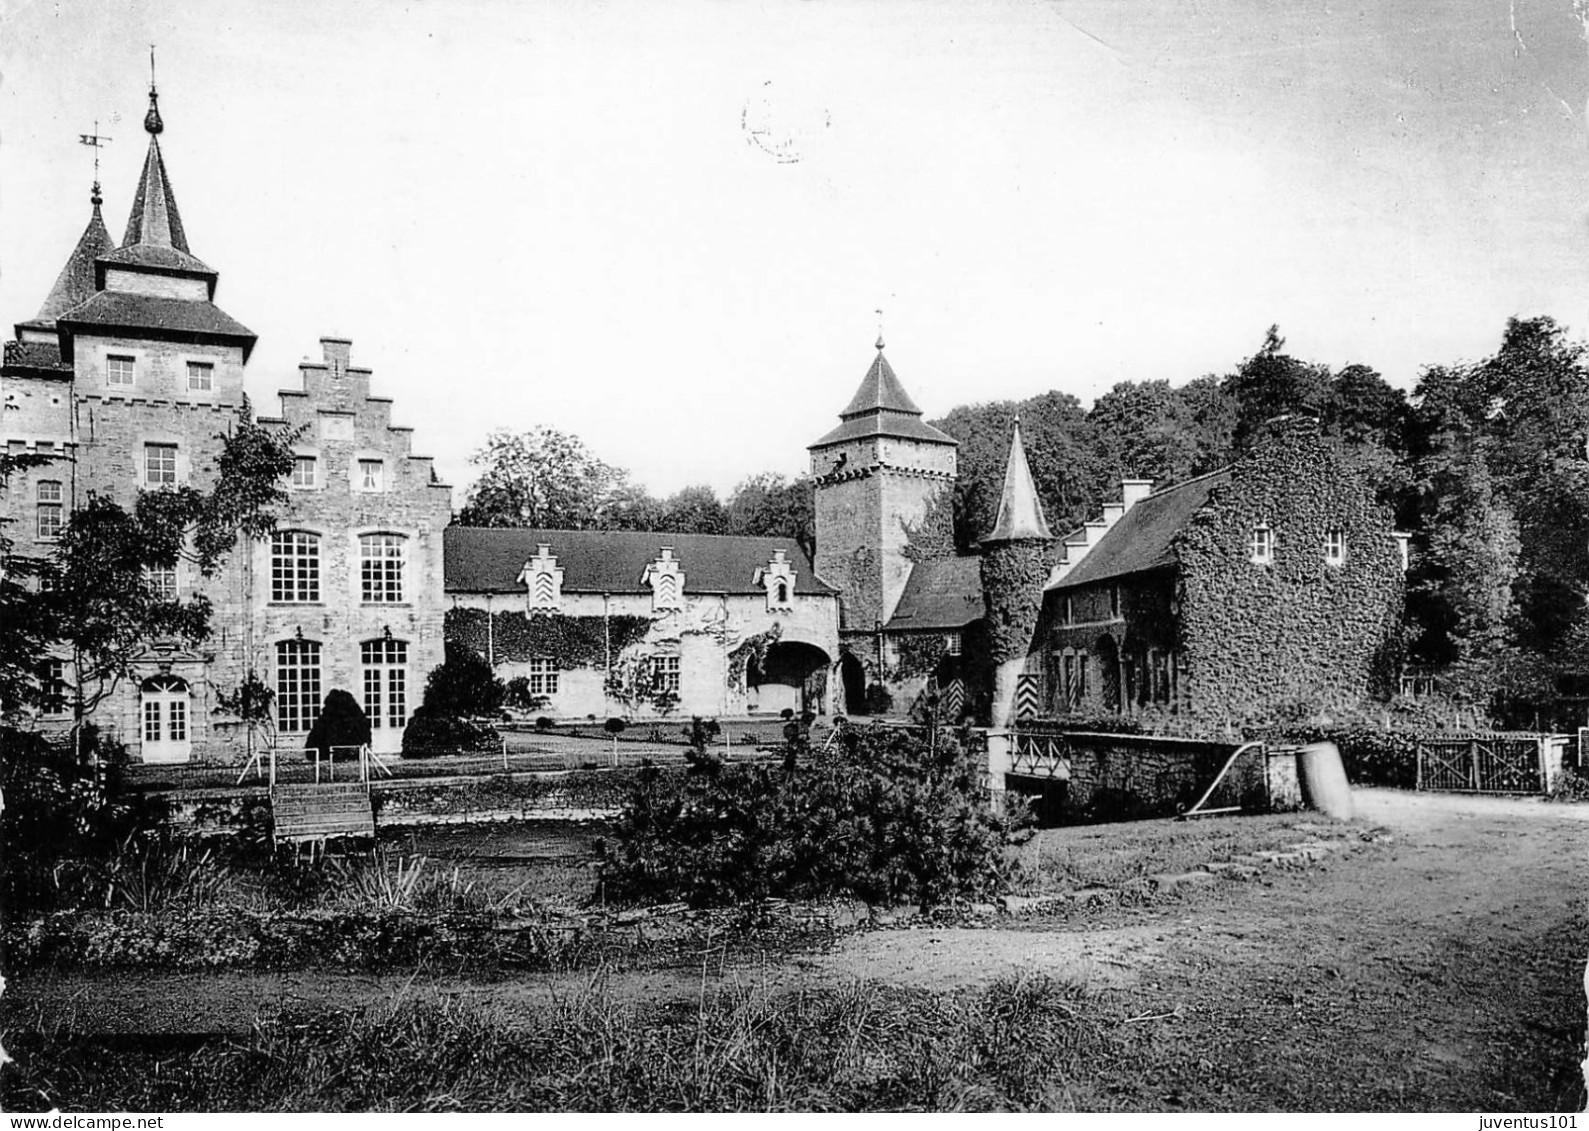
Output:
[457,317,1589,723]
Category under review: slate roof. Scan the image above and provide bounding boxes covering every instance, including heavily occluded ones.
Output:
[98,244,215,278]
[811,346,957,450]
[444,527,836,596]
[57,292,256,361]
[36,202,117,323]
[2,339,70,376]
[1047,469,1232,590]
[123,135,192,253]
[885,556,985,631]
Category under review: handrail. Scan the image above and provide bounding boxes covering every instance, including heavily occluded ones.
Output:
[1180,740,1265,820]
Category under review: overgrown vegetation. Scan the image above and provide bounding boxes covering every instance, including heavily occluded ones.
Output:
[402,653,503,758]
[602,723,1022,909]
[1,975,1110,1112]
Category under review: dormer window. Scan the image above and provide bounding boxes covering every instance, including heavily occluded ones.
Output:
[517,544,565,610]
[756,548,797,612]
[106,355,135,386]
[1325,529,1346,567]
[643,547,685,612]
[1250,524,1274,565]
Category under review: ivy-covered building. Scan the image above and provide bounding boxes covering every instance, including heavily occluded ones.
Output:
[1032,418,1406,727]
[443,528,839,719]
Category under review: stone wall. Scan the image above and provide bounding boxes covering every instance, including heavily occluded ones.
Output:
[1004,731,1266,823]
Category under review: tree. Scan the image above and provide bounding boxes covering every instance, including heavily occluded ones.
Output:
[1223,326,1332,452]
[725,472,815,556]
[1088,379,1200,487]
[457,427,633,529]
[1172,375,1238,475]
[24,409,298,759]
[657,484,729,535]
[0,452,58,714]
[420,652,505,717]
[933,391,1099,548]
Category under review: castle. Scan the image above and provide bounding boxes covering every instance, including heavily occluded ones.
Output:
[4,79,1405,762]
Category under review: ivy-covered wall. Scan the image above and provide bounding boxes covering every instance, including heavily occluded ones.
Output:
[1174,424,1404,727]
[444,607,652,669]
[980,541,1052,664]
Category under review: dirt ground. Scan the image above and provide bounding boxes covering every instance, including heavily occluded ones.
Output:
[6,787,1585,1110]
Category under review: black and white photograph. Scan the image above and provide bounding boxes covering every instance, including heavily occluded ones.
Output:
[0,0,1585,1115]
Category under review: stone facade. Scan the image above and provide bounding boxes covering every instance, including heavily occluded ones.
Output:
[443,529,839,721]
[1,89,450,763]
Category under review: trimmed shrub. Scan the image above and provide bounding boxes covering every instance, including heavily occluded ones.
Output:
[400,705,499,759]
[304,689,371,760]
[423,653,505,718]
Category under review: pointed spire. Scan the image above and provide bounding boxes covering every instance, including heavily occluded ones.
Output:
[984,415,1053,542]
[34,190,117,323]
[122,74,189,253]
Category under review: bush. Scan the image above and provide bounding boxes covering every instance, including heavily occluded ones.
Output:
[400,705,500,759]
[535,716,554,732]
[304,689,371,760]
[422,653,505,718]
[603,723,1020,910]
[863,683,894,716]
[503,676,548,715]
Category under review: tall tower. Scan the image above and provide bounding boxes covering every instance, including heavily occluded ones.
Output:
[979,415,1054,726]
[810,339,957,690]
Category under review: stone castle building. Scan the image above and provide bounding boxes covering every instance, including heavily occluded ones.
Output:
[2,83,450,761]
[5,78,1407,760]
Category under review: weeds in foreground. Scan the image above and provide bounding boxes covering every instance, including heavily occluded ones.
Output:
[2,974,1108,1112]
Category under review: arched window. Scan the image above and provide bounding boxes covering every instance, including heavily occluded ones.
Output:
[359,533,406,603]
[361,638,408,729]
[276,639,322,733]
[271,531,321,602]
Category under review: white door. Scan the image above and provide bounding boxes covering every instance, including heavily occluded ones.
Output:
[140,676,193,764]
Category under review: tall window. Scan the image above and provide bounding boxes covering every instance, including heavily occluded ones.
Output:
[145,565,178,600]
[106,354,135,386]
[527,657,560,696]
[290,455,317,488]
[659,655,681,694]
[187,361,213,391]
[36,481,63,539]
[361,638,408,730]
[1325,529,1346,567]
[944,631,962,656]
[276,639,322,734]
[359,533,405,603]
[358,459,385,491]
[1063,654,1077,708]
[1250,524,1274,565]
[271,531,321,602]
[1108,585,1121,618]
[39,659,68,718]
[144,443,178,486]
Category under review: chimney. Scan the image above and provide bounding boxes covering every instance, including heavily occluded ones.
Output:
[1121,479,1154,510]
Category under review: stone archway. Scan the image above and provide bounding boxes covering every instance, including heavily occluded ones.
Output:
[756,641,831,716]
[838,651,867,717]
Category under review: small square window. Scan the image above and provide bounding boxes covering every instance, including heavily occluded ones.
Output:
[358,459,385,491]
[145,443,178,486]
[291,456,318,488]
[1325,530,1346,567]
[106,355,135,386]
[1250,525,1274,565]
[187,361,214,391]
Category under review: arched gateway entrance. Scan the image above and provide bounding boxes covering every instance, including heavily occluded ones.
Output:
[751,641,831,716]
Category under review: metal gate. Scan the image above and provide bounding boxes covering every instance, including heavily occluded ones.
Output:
[1415,734,1544,794]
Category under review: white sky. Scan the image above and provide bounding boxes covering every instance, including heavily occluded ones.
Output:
[4,0,1587,500]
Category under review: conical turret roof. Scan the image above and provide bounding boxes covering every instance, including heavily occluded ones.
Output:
[34,192,117,323]
[984,416,1053,542]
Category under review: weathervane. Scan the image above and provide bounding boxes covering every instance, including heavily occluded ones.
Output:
[78,120,111,204]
